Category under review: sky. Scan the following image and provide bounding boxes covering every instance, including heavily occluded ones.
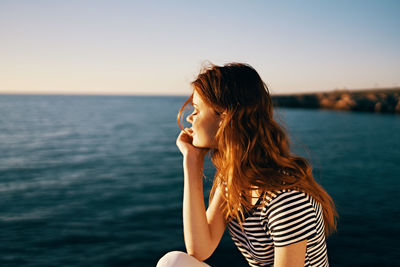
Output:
[0,0,399,96]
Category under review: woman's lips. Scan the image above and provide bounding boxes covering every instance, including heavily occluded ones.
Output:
[187,128,194,136]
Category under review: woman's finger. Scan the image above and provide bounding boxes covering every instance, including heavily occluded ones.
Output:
[177,130,193,147]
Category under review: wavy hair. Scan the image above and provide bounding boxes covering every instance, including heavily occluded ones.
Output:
[177,62,338,236]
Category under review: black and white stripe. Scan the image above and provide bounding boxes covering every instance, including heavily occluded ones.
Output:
[227,189,329,267]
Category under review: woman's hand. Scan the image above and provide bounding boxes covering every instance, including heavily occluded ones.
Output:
[176,128,209,161]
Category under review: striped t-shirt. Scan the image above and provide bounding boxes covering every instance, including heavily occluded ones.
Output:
[227,189,329,267]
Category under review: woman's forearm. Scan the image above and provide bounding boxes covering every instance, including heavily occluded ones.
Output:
[182,156,212,260]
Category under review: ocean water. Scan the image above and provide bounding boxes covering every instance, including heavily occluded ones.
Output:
[0,94,399,267]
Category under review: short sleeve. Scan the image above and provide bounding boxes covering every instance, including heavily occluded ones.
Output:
[265,190,318,247]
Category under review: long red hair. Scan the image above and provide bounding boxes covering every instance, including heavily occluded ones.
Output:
[177,62,338,237]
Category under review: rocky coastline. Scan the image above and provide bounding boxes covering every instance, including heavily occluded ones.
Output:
[271,88,400,114]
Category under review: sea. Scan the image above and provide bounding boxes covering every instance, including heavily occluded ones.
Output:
[0,94,399,267]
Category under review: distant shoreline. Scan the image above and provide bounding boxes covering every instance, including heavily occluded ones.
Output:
[2,88,400,114]
[271,87,400,114]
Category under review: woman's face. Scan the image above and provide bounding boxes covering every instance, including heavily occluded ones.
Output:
[186,91,222,148]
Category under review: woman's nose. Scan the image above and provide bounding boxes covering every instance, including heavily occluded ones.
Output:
[186,114,193,124]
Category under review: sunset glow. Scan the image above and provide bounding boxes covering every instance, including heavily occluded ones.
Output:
[0,0,399,96]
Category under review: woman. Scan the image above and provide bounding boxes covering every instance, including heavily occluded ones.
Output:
[157,62,338,267]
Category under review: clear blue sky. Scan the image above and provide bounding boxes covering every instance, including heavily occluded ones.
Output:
[0,0,399,95]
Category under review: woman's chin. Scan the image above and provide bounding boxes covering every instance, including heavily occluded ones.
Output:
[192,139,203,148]
[192,141,212,149]
[192,141,203,148]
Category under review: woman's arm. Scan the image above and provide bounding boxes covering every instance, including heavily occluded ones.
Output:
[176,129,226,261]
[182,155,226,261]
[274,239,307,266]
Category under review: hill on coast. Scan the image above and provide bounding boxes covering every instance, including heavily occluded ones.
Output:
[271,87,400,114]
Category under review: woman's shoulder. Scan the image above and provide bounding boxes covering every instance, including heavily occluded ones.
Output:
[261,188,317,213]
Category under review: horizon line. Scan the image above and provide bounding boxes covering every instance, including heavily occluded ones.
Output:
[0,86,399,97]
